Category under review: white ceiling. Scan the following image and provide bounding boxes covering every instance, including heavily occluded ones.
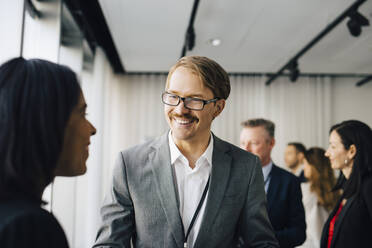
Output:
[98,0,372,74]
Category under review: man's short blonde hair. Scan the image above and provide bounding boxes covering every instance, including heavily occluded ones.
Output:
[241,118,275,138]
[166,56,231,100]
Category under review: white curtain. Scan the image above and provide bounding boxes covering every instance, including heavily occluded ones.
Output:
[97,74,332,173]
[213,75,332,165]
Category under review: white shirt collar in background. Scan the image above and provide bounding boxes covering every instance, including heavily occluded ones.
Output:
[262,161,273,193]
[294,163,304,177]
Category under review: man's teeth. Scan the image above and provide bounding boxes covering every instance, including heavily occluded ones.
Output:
[175,118,193,124]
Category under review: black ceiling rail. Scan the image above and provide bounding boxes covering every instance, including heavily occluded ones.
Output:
[356,75,372,86]
[64,0,125,73]
[180,0,201,58]
[265,0,367,86]
[25,0,41,19]
[125,71,371,79]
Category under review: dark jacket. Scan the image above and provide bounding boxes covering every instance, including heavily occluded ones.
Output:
[266,164,306,248]
[0,195,69,248]
[320,175,372,248]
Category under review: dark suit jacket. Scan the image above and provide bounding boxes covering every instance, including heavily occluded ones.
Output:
[94,133,279,248]
[0,195,69,248]
[298,170,307,183]
[320,175,372,248]
[266,164,306,248]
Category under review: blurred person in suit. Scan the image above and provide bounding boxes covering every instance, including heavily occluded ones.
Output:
[240,118,306,248]
[0,57,96,247]
[298,147,339,248]
[285,142,307,182]
[320,120,372,248]
[94,56,279,248]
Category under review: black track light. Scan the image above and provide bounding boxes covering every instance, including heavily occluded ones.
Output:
[287,61,300,82]
[186,27,195,51]
[347,11,369,37]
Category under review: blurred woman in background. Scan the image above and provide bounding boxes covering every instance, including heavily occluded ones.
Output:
[0,57,96,247]
[299,147,339,248]
[321,120,372,248]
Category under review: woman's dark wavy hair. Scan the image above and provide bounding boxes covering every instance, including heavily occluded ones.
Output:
[330,120,372,199]
[0,57,81,202]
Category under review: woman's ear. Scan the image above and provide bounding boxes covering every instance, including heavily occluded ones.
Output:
[348,144,357,160]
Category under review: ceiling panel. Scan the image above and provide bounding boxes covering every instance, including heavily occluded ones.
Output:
[99,0,372,74]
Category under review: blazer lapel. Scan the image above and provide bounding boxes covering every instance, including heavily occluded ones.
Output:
[194,135,232,248]
[149,133,184,248]
[329,195,356,248]
[266,164,279,212]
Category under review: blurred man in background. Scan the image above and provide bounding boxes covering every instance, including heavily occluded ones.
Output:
[240,118,306,248]
[284,142,307,182]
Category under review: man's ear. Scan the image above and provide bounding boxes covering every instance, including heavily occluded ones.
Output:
[213,99,225,119]
[298,152,305,161]
[270,137,276,148]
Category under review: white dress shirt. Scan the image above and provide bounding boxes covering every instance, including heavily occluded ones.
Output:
[294,164,304,177]
[168,131,213,248]
[262,162,273,193]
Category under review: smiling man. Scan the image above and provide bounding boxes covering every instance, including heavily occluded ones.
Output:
[94,56,278,248]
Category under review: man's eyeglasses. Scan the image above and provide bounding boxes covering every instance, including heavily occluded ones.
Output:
[162,92,219,111]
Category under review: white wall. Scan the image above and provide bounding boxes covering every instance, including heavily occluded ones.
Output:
[0,0,24,63]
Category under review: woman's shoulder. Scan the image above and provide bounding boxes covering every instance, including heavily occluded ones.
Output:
[0,199,69,248]
[0,198,51,223]
[362,174,372,198]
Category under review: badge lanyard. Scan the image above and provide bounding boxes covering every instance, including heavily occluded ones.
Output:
[183,176,210,248]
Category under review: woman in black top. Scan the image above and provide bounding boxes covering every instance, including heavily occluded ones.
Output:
[0,57,96,247]
[321,120,372,248]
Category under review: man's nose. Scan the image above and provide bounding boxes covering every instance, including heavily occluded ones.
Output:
[174,100,190,114]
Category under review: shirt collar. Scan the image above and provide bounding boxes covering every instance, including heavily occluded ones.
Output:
[294,164,304,176]
[262,161,273,180]
[168,131,214,166]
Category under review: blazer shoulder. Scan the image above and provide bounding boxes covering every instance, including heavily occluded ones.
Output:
[120,135,164,158]
[272,164,301,189]
[214,136,259,164]
[272,164,300,184]
[0,200,68,248]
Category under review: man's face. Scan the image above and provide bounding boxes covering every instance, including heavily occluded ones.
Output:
[284,145,300,169]
[164,67,224,144]
[240,126,274,166]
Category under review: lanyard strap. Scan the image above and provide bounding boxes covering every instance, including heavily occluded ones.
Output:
[184,175,210,248]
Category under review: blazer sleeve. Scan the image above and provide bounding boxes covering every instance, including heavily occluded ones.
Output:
[240,156,279,248]
[93,152,135,248]
[363,175,372,219]
[275,176,306,247]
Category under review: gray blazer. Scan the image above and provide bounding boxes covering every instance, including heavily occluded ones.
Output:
[94,133,279,248]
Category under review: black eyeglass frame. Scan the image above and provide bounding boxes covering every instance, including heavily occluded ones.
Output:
[161,92,220,111]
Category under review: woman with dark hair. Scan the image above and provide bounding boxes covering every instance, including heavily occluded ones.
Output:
[320,120,372,248]
[0,57,96,247]
[299,147,339,248]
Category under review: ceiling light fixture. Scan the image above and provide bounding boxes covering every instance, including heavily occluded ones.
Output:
[287,60,300,82]
[347,10,369,37]
[208,38,221,47]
